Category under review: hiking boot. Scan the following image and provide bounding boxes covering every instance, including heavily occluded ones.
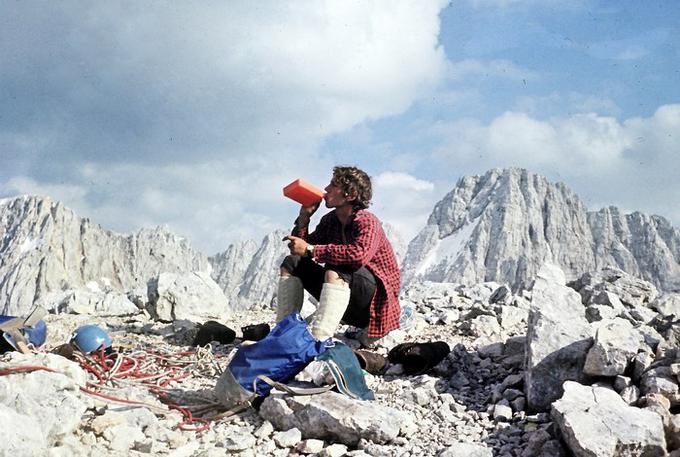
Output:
[387,341,451,375]
[353,350,388,375]
[193,321,236,346]
[241,323,270,341]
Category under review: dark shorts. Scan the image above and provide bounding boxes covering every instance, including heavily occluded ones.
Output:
[281,255,376,328]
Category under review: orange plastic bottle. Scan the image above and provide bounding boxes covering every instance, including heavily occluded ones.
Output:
[283,179,325,206]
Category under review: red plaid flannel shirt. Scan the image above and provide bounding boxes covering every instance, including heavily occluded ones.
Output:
[293,209,401,338]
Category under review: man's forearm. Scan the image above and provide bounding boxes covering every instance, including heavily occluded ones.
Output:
[292,215,310,237]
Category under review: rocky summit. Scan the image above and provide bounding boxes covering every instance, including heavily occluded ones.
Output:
[1,168,680,456]
[401,168,680,292]
[0,196,209,316]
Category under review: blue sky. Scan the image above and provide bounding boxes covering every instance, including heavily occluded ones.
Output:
[1,1,679,253]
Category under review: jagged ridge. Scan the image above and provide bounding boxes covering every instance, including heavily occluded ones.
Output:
[401,168,680,292]
[0,196,209,315]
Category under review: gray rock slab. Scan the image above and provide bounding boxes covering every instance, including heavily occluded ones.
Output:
[583,318,643,376]
[0,353,90,447]
[525,274,593,411]
[551,381,666,457]
[438,442,493,457]
[651,293,680,318]
[0,403,47,454]
[0,196,209,316]
[273,428,302,448]
[259,391,409,446]
[147,271,232,322]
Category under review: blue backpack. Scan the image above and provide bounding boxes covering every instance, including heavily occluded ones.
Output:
[0,306,47,352]
[215,313,331,409]
[214,313,376,413]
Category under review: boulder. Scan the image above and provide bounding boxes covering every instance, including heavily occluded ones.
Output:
[640,367,680,398]
[652,294,680,318]
[525,267,593,411]
[585,304,619,322]
[147,271,232,322]
[551,381,666,457]
[0,403,47,454]
[438,442,493,457]
[259,391,410,446]
[489,285,513,305]
[570,268,658,310]
[669,414,680,450]
[583,318,643,376]
[40,286,139,316]
[0,353,90,449]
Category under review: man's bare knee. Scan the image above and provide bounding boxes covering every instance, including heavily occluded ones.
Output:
[280,268,292,277]
[324,270,348,286]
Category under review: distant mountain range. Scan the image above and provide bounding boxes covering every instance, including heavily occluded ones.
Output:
[401,168,680,292]
[1,168,679,315]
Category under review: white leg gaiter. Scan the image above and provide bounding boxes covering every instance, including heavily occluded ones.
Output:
[276,276,304,322]
[310,282,351,340]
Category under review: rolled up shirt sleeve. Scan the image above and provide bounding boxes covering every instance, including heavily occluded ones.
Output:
[313,214,380,267]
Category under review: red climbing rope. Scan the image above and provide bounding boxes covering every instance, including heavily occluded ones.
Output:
[0,347,224,432]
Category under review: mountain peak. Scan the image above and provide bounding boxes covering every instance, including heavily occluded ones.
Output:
[403,169,680,292]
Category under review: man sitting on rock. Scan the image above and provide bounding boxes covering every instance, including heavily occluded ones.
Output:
[280,165,401,346]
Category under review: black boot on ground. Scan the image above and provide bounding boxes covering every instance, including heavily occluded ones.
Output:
[241,323,270,342]
[193,321,236,346]
[387,341,451,375]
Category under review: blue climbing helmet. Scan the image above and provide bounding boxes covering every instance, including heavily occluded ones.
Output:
[71,325,112,353]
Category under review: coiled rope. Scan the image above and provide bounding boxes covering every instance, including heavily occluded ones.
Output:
[0,345,227,432]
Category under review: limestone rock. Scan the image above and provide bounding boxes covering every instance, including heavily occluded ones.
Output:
[0,353,90,448]
[525,269,593,411]
[583,318,643,376]
[651,293,680,318]
[147,271,232,322]
[39,285,139,316]
[0,195,209,316]
[382,221,407,266]
[273,428,302,448]
[295,438,325,454]
[552,381,666,457]
[669,414,680,450]
[640,367,680,398]
[570,268,659,310]
[401,169,595,290]
[401,168,680,292]
[259,391,408,446]
[438,442,493,457]
[321,444,349,457]
[0,403,47,454]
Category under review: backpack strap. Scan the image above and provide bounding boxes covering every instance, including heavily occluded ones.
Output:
[255,375,334,396]
[316,342,375,401]
[322,359,359,399]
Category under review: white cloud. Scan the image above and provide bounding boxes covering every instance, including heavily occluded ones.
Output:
[372,171,438,243]
[514,92,622,117]
[466,0,585,9]
[430,104,680,224]
[2,177,88,205]
[0,1,450,253]
[375,172,435,191]
[447,59,538,82]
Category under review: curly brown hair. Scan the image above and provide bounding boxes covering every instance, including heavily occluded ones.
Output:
[332,166,372,210]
